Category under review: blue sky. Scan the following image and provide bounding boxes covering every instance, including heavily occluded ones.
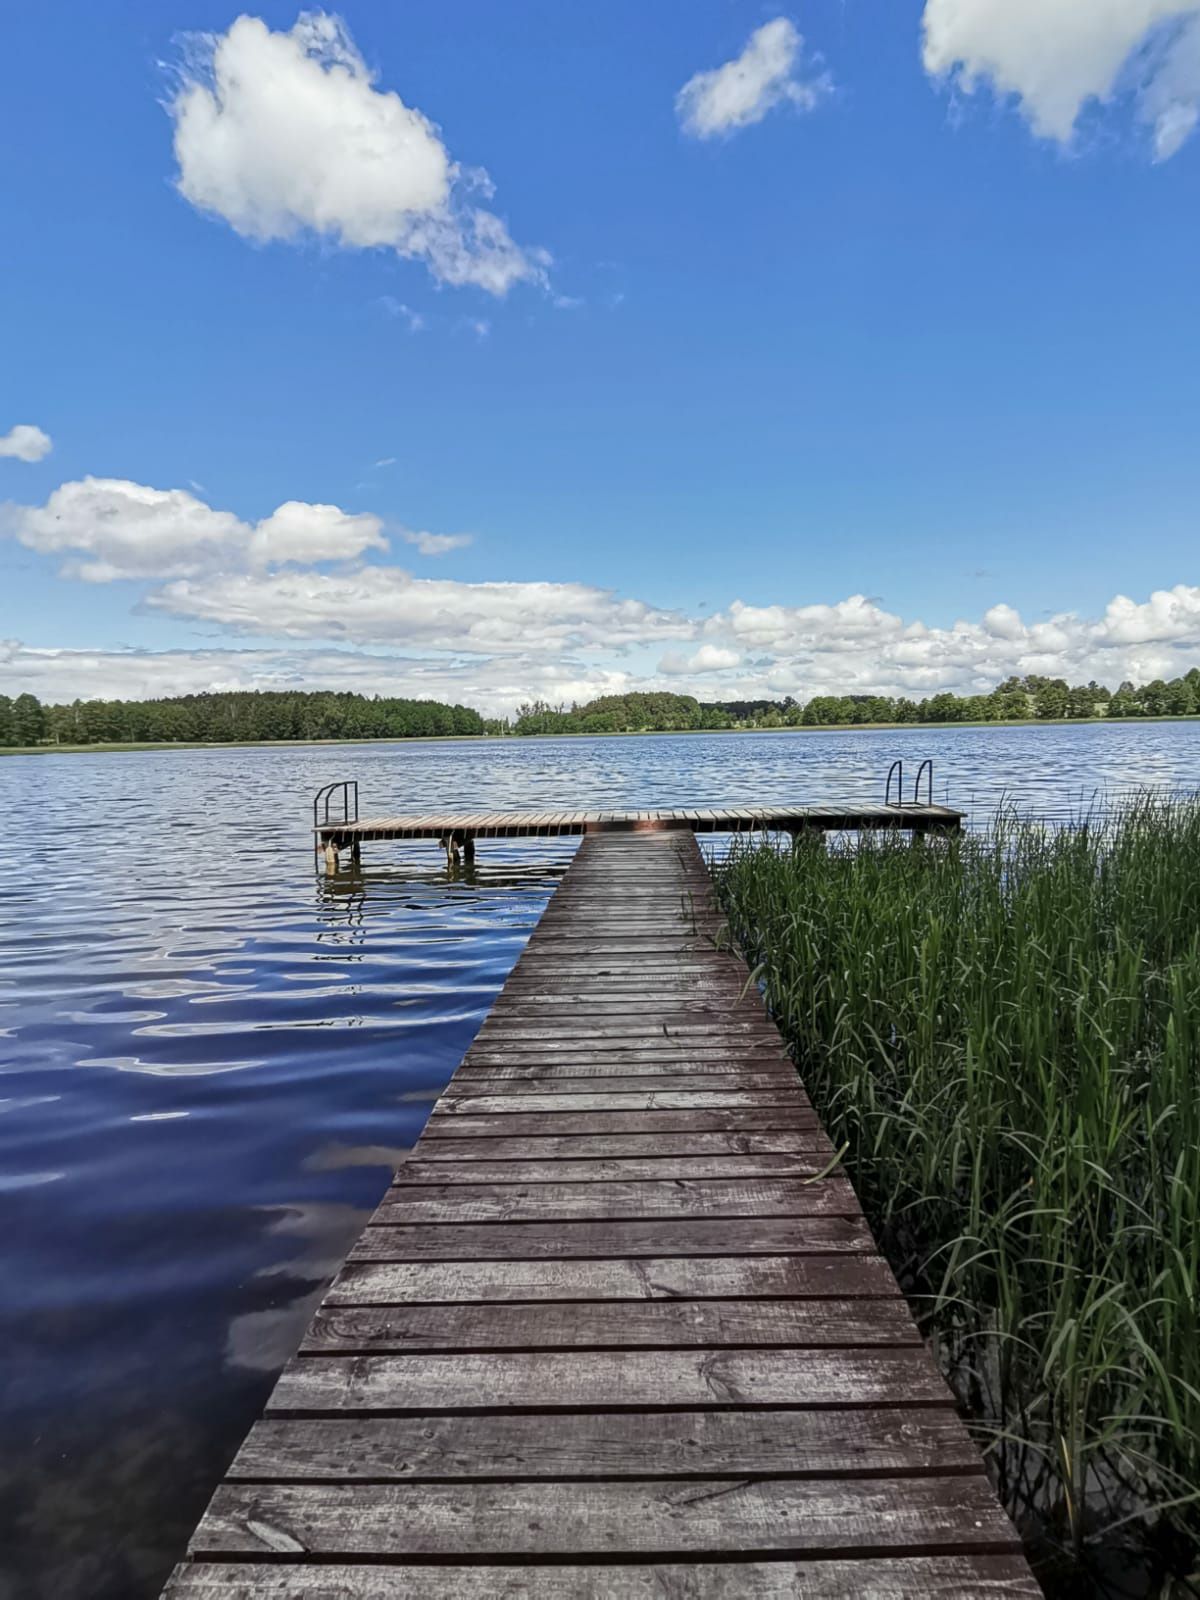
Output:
[2,1,1199,714]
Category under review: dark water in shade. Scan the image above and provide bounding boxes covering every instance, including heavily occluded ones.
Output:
[1,723,1197,1599]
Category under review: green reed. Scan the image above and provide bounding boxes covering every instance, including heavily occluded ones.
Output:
[714,798,1200,1563]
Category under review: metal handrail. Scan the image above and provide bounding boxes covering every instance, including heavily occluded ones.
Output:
[312,781,359,832]
[886,759,937,808]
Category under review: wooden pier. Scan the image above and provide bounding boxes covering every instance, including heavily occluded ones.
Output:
[315,799,964,869]
[164,827,1036,1598]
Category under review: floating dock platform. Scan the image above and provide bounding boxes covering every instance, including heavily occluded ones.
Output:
[314,794,965,868]
[316,802,964,845]
[163,821,1035,1597]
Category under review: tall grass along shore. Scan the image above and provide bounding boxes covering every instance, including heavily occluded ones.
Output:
[714,798,1200,1588]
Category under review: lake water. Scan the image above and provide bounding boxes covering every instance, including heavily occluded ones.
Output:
[1,722,1198,1598]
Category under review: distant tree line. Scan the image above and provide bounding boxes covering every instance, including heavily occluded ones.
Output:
[1,670,1198,748]
[512,692,735,735]
[511,671,1200,734]
[0,690,489,747]
[790,671,1200,726]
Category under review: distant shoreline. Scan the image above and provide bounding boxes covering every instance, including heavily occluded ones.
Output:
[3,714,1199,757]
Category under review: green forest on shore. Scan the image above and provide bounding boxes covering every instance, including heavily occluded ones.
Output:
[2,669,1199,749]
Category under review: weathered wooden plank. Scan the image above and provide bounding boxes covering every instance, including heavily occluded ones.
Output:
[454,1060,797,1079]
[468,1036,784,1054]
[511,940,740,954]
[395,1154,836,1182]
[371,1177,861,1223]
[457,1059,795,1076]
[232,1407,971,1479]
[533,902,714,912]
[520,937,723,947]
[420,1110,821,1136]
[499,966,745,981]
[553,896,713,908]
[507,951,730,966]
[533,901,720,911]
[531,888,714,898]
[268,1346,953,1413]
[327,1253,904,1304]
[505,940,732,953]
[522,936,724,946]
[523,919,717,927]
[191,1475,1018,1559]
[164,1555,1041,1597]
[300,1298,918,1352]
[552,911,715,920]
[526,926,726,939]
[519,928,718,940]
[462,1044,790,1063]
[445,1074,795,1095]
[480,982,756,997]
[433,1092,805,1115]
[470,1025,780,1043]
[488,995,758,1012]
[453,1059,791,1079]
[409,1131,834,1161]
[484,1014,769,1032]
[349,1216,874,1261]
[496,978,737,995]
[547,888,713,897]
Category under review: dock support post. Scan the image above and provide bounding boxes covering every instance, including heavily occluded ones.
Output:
[440,834,461,868]
[323,839,339,874]
[463,836,475,865]
[350,839,361,867]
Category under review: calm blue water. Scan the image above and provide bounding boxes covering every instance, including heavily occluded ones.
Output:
[1,723,1197,1598]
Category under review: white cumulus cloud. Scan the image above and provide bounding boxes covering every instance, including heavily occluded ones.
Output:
[922,0,1200,159]
[398,527,473,557]
[1139,11,1200,157]
[9,478,388,582]
[700,586,1200,702]
[9,480,1200,715]
[247,501,387,567]
[15,478,246,582]
[659,644,741,674]
[170,11,547,293]
[146,567,693,654]
[676,17,830,140]
[9,476,392,585]
[0,424,53,463]
[5,581,1200,717]
[0,640,640,720]
[6,478,687,666]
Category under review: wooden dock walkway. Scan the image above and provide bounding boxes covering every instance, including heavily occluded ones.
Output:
[316,802,964,850]
[163,830,1035,1599]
